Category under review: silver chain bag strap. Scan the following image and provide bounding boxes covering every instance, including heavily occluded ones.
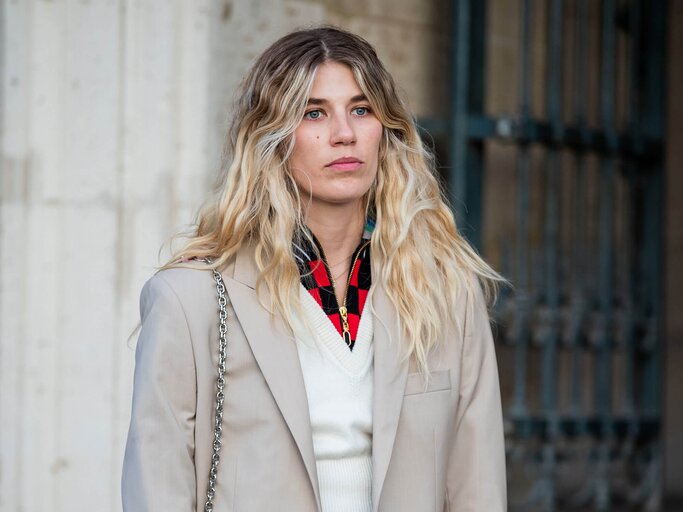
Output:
[204,262,229,512]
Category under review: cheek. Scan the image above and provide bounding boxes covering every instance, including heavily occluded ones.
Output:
[291,129,322,168]
[366,123,383,154]
[365,125,384,172]
[291,168,309,193]
[364,130,382,183]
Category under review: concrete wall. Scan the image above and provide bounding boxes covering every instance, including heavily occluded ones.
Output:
[1,2,217,509]
[0,1,448,511]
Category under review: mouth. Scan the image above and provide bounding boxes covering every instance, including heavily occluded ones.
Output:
[325,156,364,171]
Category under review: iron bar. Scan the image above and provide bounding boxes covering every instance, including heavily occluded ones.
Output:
[465,113,661,158]
[538,2,564,510]
[449,0,470,230]
[594,0,617,509]
[449,0,487,248]
[566,0,589,434]
[510,0,534,425]
[638,0,665,425]
[621,0,642,428]
[621,175,637,421]
[540,0,563,417]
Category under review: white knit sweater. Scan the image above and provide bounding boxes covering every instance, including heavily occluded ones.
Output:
[292,285,374,512]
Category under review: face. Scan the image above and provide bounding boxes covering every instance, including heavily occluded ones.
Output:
[289,61,383,211]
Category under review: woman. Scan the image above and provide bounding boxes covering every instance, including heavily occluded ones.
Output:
[122,26,506,512]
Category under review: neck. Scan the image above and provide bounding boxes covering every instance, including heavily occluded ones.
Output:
[305,201,365,306]
[305,201,365,263]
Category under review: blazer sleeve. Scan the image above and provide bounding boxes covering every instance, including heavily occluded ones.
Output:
[122,273,198,511]
[446,278,507,511]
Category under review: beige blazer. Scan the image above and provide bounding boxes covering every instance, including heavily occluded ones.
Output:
[122,245,506,511]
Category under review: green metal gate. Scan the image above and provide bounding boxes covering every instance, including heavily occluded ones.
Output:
[429,1,666,510]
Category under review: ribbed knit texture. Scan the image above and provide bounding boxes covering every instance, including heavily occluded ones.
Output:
[292,284,374,512]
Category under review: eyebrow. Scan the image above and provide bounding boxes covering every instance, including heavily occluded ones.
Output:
[307,94,368,105]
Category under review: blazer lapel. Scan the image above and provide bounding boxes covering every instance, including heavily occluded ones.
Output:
[371,284,409,512]
[222,246,321,511]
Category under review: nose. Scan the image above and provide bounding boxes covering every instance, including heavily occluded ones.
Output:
[330,113,356,145]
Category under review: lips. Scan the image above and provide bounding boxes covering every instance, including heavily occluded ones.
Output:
[325,156,363,171]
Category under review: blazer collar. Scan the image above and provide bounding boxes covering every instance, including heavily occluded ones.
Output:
[224,244,408,512]
[230,241,260,289]
[370,284,409,512]
[222,244,321,510]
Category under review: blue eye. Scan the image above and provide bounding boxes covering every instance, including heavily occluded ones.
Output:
[352,106,370,116]
[304,109,323,120]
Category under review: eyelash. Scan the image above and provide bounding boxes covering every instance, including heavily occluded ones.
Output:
[303,106,372,120]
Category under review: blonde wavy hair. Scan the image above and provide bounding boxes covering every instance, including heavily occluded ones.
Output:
[165,26,504,370]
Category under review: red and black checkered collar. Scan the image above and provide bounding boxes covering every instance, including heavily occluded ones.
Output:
[293,218,374,351]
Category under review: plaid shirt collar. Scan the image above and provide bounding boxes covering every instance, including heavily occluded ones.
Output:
[293,218,374,350]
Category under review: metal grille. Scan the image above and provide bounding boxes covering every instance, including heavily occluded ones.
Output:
[426,1,666,510]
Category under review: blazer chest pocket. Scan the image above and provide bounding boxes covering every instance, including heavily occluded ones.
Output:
[404,369,451,396]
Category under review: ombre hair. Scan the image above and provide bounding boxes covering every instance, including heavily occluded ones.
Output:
[165,26,504,371]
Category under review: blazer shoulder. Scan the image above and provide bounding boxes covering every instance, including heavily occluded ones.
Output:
[140,266,217,315]
[446,269,483,320]
[450,270,494,345]
[149,266,214,291]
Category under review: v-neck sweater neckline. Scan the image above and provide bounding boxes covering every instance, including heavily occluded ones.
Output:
[297,283,374,376]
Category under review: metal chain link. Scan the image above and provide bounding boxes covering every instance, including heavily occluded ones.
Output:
[204,263,228,512]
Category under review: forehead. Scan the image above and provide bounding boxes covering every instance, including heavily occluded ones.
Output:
[308,61,363,101]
